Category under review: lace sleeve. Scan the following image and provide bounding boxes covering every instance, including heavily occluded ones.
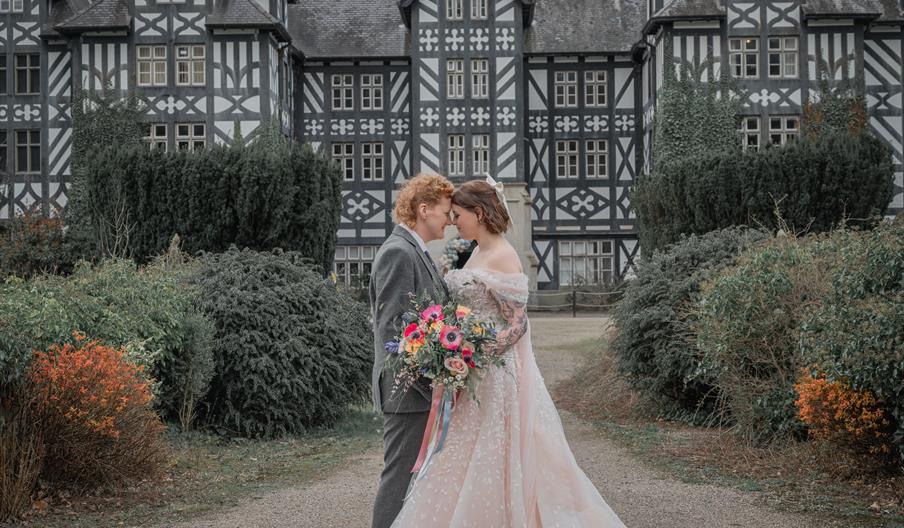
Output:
[487,289,529,354]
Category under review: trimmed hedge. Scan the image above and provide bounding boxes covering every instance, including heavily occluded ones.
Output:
[195,248,372,438]
[633,131,895,253]
[71,127,342,271]
[611,227,768,422]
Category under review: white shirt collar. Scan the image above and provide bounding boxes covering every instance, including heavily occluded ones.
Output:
[400,224,428,253]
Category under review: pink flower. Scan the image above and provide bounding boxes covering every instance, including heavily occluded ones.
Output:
[403,323,419,338]
[444,357,469,378]
[440,326,463,350]
[420,304,444,323]
[461,342,476,368]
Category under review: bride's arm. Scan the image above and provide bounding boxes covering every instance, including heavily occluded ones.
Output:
[487,290,528,354]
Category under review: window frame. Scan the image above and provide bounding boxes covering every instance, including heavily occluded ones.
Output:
[0,130,7,178]
[585,139,608,179]
[14,53,40,95]
[472,134,490,175]
[470,58,489,99]
[137,45,168,87]
[729,37,759,79]
[554,71,578,108]
[175,44,206,87]
[768,37,798,79]
[558,240,615,286]
[556,140,579,179]
[333,245,378,286]
[448,134,465,177]
[739,116,761,151]
[471,0,488,19]
[361,74,384,111]
[331,74,354,111]
[361,142,384,181]
[768,115,800,146]
[143,123,168,152]
[446,59,464,99]
[332,143,355,181]
[446,0,463,20]
[584,70,607,107]
[14,129,41,175]
[175,123,206,151]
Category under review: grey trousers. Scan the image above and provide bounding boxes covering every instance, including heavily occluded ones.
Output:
[372,410,430,528]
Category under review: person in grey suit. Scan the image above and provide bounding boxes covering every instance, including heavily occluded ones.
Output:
[369,173,455,528]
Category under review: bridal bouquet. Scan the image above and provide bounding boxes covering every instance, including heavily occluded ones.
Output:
[384,294,502,477]
[384,294,502,401]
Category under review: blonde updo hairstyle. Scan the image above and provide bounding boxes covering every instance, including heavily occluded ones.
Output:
[393,173,455,228]
[452,180,511,234]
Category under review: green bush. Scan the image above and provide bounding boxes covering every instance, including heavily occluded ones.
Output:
[611,227,768,422]
[71,125,342,272]
[0,258,214,425]
[633,131,895,253]
[800,220,904,461]
[694,236,837,442]
[0,211,80,279]
[195,248,372,438]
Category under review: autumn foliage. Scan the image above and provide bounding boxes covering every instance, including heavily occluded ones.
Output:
[28,333,167,490]
[795,370,895,457]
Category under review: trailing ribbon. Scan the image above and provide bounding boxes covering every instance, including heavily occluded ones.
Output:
[410,384,456,482]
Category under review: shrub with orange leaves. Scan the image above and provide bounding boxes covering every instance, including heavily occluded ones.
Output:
[795,369,896,457]
[28,333,168,490]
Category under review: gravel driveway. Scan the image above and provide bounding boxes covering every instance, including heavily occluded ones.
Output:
[168,316,836,528]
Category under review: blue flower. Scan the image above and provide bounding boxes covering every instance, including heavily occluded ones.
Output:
[419,367,429,375]
[385,341,400,355]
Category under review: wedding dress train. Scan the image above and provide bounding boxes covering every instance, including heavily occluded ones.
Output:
[390,268,625,527]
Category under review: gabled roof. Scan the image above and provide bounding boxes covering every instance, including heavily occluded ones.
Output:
[207,0,291,41]
[398,0,535,28]
[50,0,130,34]
[289,0,410,59]
[524,0,646,54]
[644,0,724,33]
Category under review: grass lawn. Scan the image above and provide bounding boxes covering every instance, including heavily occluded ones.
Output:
[552,337,904,528]
[7,408,382,527]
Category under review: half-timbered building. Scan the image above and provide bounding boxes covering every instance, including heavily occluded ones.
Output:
[1,0,901,290]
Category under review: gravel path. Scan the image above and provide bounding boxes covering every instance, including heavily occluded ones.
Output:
[169,316,834,528]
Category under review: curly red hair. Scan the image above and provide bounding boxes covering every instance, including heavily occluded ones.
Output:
[393,173,454,228]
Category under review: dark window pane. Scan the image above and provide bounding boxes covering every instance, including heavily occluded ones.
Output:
[16,145,27,172]
[30,145,39,171]
[16,69,27,94]
[29,69,39,92]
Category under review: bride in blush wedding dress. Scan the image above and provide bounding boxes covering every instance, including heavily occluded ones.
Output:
[390,178,625,528]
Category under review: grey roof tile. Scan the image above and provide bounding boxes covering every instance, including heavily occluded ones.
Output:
[288,0,410,59]
[652,0,724,19]
[207,0,290,40]
[52,0,129,32]
[800,0,884,17]
[524,0,646,54]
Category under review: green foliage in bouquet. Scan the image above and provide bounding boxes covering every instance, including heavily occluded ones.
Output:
[195,247,372,438]
[611,227,769,423]
[384,293,501,403]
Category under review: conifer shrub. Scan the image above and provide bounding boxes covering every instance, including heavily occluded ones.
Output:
[611,226,768,422]
[633,131,894,253]
[27,334,168,491]
[195,248,372,438]
[71,125,342,271]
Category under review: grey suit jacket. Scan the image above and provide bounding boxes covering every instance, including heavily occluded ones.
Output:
[369,225,451,414]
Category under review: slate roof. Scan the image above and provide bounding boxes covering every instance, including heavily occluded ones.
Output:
[207,0,291,40]
[288,0,410,59]
[524,0,647,54]
[49,0,130,34]
[800,0,886,18]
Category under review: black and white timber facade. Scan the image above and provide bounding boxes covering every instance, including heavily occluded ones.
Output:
[1,0,902,289]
